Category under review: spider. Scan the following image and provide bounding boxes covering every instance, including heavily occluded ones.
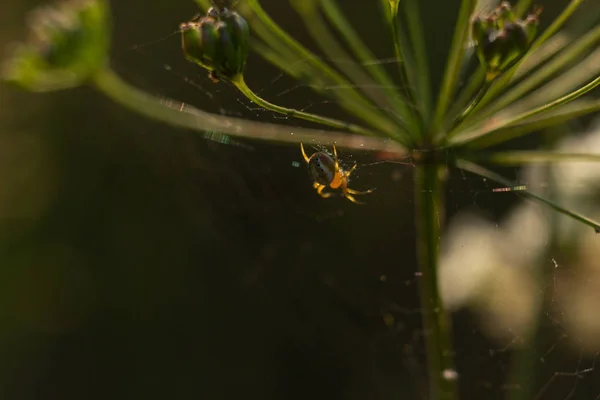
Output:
[300,143,374,204]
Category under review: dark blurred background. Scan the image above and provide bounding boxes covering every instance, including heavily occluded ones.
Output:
[1,1,598,399]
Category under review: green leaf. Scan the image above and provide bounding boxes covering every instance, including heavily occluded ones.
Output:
[456,159,600,232]
[433,0,477,133]
[463,151,600,165]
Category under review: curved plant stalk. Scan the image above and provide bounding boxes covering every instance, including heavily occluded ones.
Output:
[387,0,415,106]
[456,159,600,232]
[452,75,600,146]
[245,0,401,137]
[195,0,401,136]
[414,163,458,400]
[432,0,477,133]
[450,78,494,131]
[450,98,600,147]
[319,0,416,128]
[290,0,406,127]
[230,75,379,137]
[503,47,600,115]
[404,0,432,122]
[92,66,405,153]
[465,151,600,165]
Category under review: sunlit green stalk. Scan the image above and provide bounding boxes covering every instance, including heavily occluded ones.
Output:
[231,75,379,137]
[433,0,477,133]
[456,159,600,232]
[463,75,600,145]
[414,163,458,400]
[92,67,405,152]
[197,0,393,131]
[404,0,432,122]
[450,79,493,131]
[290,0,407,135]
[246,0,401,137]
[388,0,414,104]
[320,0,417,130]
[450,99,600,147]
[466,151,600,165]
[453,76,600,143]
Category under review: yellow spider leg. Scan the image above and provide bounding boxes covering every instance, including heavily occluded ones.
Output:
[332,144,340,172]
[316,184,334,198]
[346,187,375,195]
[344,163,358,179]
[300,142,311,163]
[342,188,365,204]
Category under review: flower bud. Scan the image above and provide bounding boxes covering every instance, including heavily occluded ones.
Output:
[3,0,110,92]
[180,6,249,82]
[472,4,541,80]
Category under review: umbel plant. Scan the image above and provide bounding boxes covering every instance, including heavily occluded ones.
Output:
[3,0,600,398]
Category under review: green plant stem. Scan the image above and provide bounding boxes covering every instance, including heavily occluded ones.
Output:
[231,75,379,137]
[433,0,477,133]
[291,0,409,137]
[414,163,458,400]
[452,75,600,146]
[404,0,432,121]
[465,151,600,165]
[450,98,600,147]
[456,159,600,232]
[245,0,401,137]
[91,66,406,153]
[450,79,493,131]
[320,0,416,128]
[388,0,414,104]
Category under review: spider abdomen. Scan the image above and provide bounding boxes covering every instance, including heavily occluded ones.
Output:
[309,152,338,187]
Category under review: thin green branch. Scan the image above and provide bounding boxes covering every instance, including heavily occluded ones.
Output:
[452,76,600,147]
[91,67,406,153]
[433,0,478,133]
[404,0,432,122]
[450,78,493,131]
[414,164,458,400]
[246,0,401,137]
[494,74,600,128]
[290,0,409,136]
[319,0,417,129]
[231,75,379,137]
[463,151,600,165]
[388,0,414,105]
[456,159,600,232]
[504,48,600,116]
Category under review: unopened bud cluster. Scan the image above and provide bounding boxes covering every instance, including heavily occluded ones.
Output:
[180,1,249,82]
[472,2,541,80]
[3,0,109,91]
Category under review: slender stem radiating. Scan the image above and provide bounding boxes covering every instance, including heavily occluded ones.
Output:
[232,75,380,137]
[92,67,405,152]
[457,160,600,232]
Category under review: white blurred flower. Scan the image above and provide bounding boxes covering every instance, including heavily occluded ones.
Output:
[439,114,600,350]
[439,205,545,344]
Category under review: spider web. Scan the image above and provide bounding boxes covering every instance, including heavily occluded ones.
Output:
[114,18,600,399]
